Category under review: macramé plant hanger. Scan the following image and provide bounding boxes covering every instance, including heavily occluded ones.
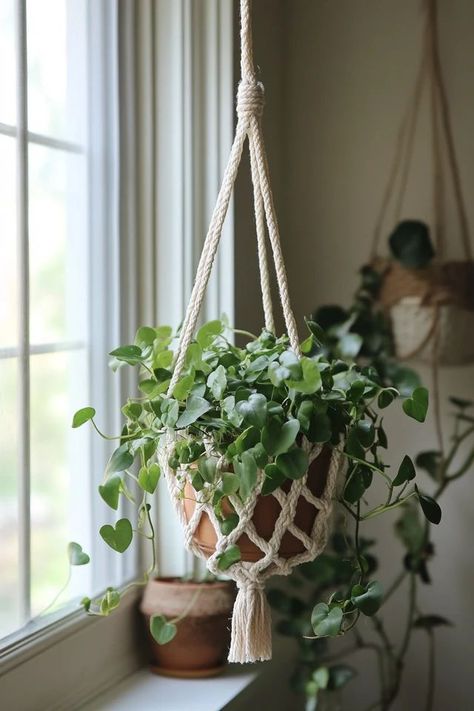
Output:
[158,0,347,664]
[369,0,474,367]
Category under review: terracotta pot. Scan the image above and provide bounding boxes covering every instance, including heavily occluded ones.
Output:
[140,578,235,677]
[183,446,332,562]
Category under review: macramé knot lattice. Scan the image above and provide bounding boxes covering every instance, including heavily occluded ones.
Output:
[237,79,265,119]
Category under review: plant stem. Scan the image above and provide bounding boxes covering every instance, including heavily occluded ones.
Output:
[424,630,436,711]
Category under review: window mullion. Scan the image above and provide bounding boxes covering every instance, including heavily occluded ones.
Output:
[15,0,31,624]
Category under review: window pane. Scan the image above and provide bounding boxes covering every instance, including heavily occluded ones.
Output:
[27,0,87,144]
[0,358,20,638]
[0,0,16,126]
[30,350,91,616]
[29,144,88,345]
[0,134,18,349]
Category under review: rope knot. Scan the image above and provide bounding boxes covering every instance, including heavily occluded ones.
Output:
[237,80,265,119]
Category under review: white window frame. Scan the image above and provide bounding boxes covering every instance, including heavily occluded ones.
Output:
[0,1,234,707]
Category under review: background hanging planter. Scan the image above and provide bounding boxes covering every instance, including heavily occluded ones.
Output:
[369,0,474,367]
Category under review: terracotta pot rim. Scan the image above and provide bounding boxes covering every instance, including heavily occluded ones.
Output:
[149,577,234,591]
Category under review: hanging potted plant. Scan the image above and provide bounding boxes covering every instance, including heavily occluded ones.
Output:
[72,316,428,665]
[368,0,474,366]
[71,0,430,666]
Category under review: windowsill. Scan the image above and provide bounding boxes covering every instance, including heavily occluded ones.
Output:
[81,666,259,711]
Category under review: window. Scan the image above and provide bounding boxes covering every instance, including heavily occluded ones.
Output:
[0,0,125,643]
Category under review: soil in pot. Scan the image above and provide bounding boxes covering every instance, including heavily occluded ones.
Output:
[183,445,332,561]
[140,578,235,678]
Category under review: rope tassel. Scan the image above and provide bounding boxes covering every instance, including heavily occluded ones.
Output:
[228,580,272,663]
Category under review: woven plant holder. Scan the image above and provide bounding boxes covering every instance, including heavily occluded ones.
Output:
[374,258,474,365]
[370,0,474,367]
[158,0,346,664]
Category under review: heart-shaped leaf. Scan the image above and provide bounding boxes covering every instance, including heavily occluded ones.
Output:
[150,615,177,645]
[198,456,218,484]
[221,473,240,496]
[351,580,383,616]
[275,449,309,480]
[393,455,416,486]
[207,365,227,400]
[287,357,322,394]
[403,387,429,423]
[236,393,268,428]
[100,588,121,615]
[99,475,122,510]
[196,320,224,349]
[72,407,96,428]
[416,487,442,524]
[109,345,145,365]
[378,388,397,409]
[173,374,195,401]
[344,466,372,504]
[67,542,90,566]
[262,463,286,495]
[262,418,300,456]
[106,444,134,474]
[219,512,239,535]
[234,451,258,500]
[135,325,157,346]
[216,543,241,571]
[100,518,133,553]
[176,395,212,428]
[138,463,161,494]
[311,603,343,637]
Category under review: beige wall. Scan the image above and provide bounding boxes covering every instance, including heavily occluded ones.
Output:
[235,1,474,709]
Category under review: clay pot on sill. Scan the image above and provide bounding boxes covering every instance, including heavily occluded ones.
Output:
[140,577,235,678]
[183,445,333,562]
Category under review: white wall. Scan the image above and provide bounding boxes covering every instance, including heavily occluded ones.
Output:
[235,1,474,708]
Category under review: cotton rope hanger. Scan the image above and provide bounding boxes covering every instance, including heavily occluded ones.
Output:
[369,0,474,454]
[158,0,345,664]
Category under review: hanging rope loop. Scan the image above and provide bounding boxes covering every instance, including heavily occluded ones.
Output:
[237,79,265,119]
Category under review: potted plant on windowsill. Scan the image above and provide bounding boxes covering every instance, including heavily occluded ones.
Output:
[71,316,429,665]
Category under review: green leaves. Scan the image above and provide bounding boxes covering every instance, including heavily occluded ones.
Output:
[403,387,429,422]
[100,588,121,615]
[311,603,343,637]
[150,615,177,645]
[72,407,96,428]
[234,451,258,500]
[99,475,122,510]
[216,543,241,571]
[393,455,416,486]
[275,448,309,480]
[109,345,145,365]
[176,395,212,428]
[67,542,90,566]
[106,444,133,474]
[100,518,133,553]
[262,418,300,456]
[261,463,286,495]
[236,393,267,428]
[287,357,322,394]
[207,365,227,400]
[196,319,224,348]
[416,487,442,524]
[351,580,383,616]
[138,463,161,494]
[389,220,434,268]
[344,466,372,504]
